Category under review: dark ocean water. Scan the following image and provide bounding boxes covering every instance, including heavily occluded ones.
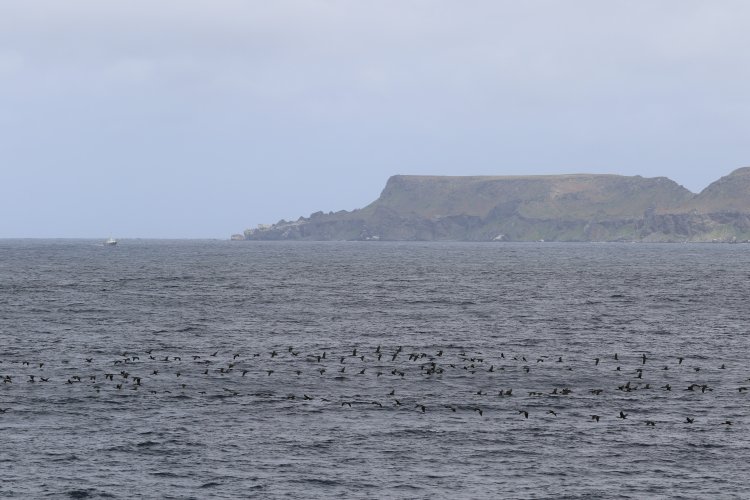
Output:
[1,240,750,499]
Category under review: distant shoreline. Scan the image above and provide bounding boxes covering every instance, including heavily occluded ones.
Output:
[240,168,750,243]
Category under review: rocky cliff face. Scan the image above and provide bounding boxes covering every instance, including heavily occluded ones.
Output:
[243,168,750,242]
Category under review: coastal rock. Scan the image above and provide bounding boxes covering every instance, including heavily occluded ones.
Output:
[241,169,750,242]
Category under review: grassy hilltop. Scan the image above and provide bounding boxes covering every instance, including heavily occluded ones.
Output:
[242,168,750,242]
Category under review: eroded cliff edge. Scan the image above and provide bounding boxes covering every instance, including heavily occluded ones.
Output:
[241,168,750,242]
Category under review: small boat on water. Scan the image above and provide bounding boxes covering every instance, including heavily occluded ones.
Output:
[104,238,118,246]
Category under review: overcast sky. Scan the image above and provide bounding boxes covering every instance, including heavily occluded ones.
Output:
[2,1,749,238]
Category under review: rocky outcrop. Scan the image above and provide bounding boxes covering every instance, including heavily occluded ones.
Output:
[242,168,750,242]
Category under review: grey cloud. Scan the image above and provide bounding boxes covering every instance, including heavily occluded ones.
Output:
[1,1,749,236]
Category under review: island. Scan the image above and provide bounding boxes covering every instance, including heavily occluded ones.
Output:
[238,167,750,242]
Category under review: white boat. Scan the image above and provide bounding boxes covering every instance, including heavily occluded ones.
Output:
[104,237,118,246]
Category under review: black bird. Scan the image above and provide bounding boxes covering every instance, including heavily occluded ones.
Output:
[591,415,600,422]
[618,411,627,419]
[547,410,558,416]
[594,358,600,365]
[641,354,647,365]
[685,417,694,423]
[645,420,656,426]
[678,357,684,364]
[211,351,218,357]
[85,358,92,363]
[519,410,529,419]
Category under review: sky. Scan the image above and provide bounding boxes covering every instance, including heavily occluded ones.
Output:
[2,1,750,238]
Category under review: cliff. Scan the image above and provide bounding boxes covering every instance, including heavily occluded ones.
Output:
[242,168,750,242]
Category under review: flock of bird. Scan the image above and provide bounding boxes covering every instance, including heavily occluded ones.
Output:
[1,344,747,427]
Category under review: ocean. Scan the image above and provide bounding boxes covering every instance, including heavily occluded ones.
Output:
[1,240,749,499]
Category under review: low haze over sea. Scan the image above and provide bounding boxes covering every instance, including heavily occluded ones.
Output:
[2,240,750,498]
